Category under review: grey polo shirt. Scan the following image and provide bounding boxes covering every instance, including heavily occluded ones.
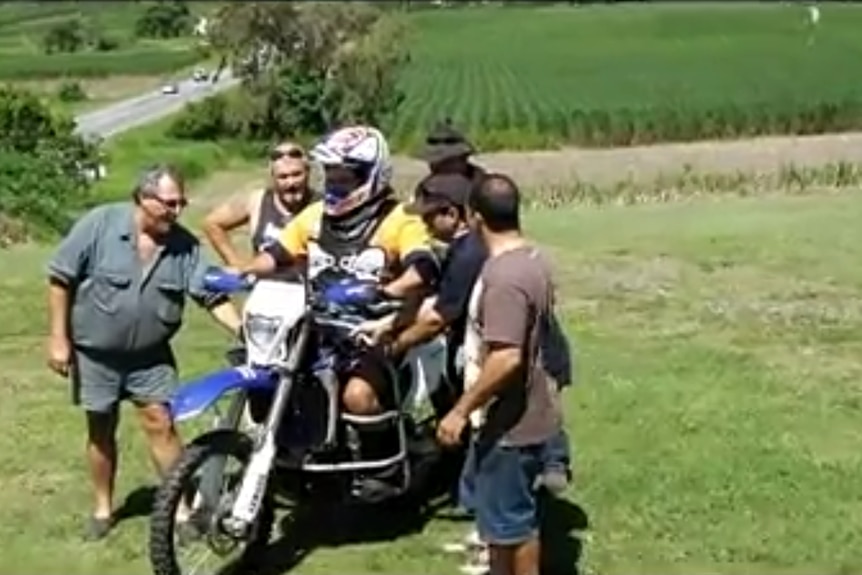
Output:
[47,202,223,354]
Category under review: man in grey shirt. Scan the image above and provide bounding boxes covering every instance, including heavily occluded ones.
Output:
[45,165,241,541]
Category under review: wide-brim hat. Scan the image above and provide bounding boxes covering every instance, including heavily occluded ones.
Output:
[419,119,475,165]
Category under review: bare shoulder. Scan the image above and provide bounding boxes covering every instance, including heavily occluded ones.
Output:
[243,187,266,210]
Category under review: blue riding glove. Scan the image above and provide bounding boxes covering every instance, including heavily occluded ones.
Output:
[322,278,381,308]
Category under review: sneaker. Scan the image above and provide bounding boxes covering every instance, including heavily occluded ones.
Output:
[83,515,114,542]
[465,528,484,548]
[459,545,490,575]
[442,540,470,554]
[442,528,484,554]
[459,563,490,575]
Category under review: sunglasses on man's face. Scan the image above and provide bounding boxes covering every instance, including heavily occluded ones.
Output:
[270,147,305,161]
[147,194,188,210]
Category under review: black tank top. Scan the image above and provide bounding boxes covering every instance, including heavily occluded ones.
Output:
[251,189,303,281]
[251,188,295,253]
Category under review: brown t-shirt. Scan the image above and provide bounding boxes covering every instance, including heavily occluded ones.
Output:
[477,244,563,446]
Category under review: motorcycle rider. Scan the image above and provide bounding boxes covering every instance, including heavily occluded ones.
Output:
[239,125,440,495]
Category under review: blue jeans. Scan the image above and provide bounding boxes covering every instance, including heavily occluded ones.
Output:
[458,427,571,515]
[471,440,543,545]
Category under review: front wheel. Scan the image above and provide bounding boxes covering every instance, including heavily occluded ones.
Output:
[149,430,275,575]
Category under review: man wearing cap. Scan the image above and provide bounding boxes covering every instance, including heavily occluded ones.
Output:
[353,172,573,574]
[421,119,486,186]
[355,172,485,395]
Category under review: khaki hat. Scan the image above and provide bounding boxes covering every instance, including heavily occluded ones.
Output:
[419,119,475,166]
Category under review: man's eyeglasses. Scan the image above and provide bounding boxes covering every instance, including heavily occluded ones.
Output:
[270,147,306,161]
[147,195,188,210]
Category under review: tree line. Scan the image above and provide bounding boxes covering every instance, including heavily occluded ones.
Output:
[169,2,409,144]
[0,2,410,244]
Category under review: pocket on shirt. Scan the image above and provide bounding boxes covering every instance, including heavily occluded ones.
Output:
[155,282,184,325]
[91,271,131,315]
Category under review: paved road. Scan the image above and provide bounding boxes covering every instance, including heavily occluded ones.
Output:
[74,70,240,140]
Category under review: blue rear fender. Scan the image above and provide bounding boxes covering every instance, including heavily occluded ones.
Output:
[169,366,277,422]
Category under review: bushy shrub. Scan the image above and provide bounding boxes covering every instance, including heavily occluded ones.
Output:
[167,94,230,140]
[0,87,100,241]
[41,17,122,55]
[41,18,88,54]
[57,80,87,103]
[134,2,193,39]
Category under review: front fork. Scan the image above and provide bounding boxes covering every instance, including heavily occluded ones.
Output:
[223,321,309,536]
[193,390,249,517]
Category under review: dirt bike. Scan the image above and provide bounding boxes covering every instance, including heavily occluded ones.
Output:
[148,268,463,575]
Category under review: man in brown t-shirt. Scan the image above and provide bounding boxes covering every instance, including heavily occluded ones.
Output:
[438,173,565,575]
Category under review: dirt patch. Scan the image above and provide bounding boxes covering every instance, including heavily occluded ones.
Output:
[0,214,27,248]
[188,168,265,212]
[391,132,862,190]
[189,131,862,206]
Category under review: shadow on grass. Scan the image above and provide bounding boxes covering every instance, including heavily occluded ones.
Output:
[230,492,588,575]
[248,497,440,575]
[540,495,589,575]
[113,485,157,525]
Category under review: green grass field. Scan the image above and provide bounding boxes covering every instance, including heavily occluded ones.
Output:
[3,169,862,573]
[394,3,862,148]
[5,3,862,573]
[0,2,213,79]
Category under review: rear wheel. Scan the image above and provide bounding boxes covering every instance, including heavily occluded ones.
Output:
[149,430,275,575]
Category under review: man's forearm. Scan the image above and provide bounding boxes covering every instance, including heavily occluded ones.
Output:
[453,349,521,417]
[242,251,277,276]
[382,266,425,299]
[205,226,243,268]
[392,311,445,355]
[208,300,242,335]
[47,279,71,339]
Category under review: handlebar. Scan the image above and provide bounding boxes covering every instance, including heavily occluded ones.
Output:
[203,267,254,294]
[203,266,404,323]
[313,313,389,351]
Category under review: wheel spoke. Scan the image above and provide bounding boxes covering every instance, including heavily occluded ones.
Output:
[150,431,273,575]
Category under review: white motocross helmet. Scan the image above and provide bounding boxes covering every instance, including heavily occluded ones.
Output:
[310,125,394,218]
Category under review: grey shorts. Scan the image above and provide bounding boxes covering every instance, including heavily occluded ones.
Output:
[71,346,178,413]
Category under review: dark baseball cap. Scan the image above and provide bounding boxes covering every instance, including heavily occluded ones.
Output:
[405,173,474,216]
[419,119,475,166]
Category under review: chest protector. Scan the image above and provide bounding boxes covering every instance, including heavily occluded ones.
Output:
[307,199,398,289]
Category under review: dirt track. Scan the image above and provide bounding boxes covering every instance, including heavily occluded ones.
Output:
[197,131,862,208]
[390,131,862,191]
